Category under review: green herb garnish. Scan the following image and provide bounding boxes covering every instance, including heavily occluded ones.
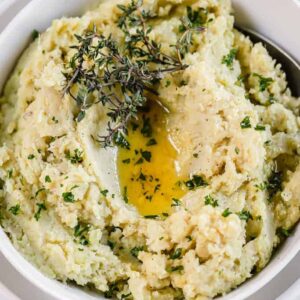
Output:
[222,49,237,69]
[170,248,182,260]
[171,198,182,207]
[237,210,253,222]
[65,149,83,164]
[63,0,204,147]
[253,73,273,92]
[255,124,266,131]
[185,174,207,190]
[45,175,52,183]
[9,204,21,216]
[222,208,232,217]
[204,194,219,207]
[130,246,145,258]
[34,203,46,221]
[62,191,75,203]
[240,116,251,129]
[27,154,35,160]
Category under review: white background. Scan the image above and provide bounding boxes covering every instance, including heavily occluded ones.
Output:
[0,1,299,299]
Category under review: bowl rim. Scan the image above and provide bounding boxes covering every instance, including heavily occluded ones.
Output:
[0,0,299,300]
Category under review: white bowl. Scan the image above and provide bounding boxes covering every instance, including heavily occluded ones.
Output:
[0,1,299,299]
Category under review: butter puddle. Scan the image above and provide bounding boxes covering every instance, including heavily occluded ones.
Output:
[117,101,186,216]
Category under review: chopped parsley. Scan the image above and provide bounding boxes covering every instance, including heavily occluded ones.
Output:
[65,149,84,164]
[240,116,251,129]
[130,246,145,258]
[267,171,283,199]
[276,227,291,238]
[123,186,128,203]
[144,214,159,219]
[74,222,90,246]
[171,198,182,207]
[237,210,253,222]
[141,117,152,137]
[34,203,46,221]
[45,175,52,183]
[32,29,40,40]
[100,189,109,197]
[167,265,184,273]
[62,191,75,203]
[141,150,152,162]
[170,248,183,260]
[204,194,219,207]
[146,138,157,146]
[255,124,266,131]
[122,158,131,164]
[27,154,35,160]
[9,204,21,216]
[185,175,207,190]
[253,73,274,92]
[222,49,238,69]
[222,208,232,217]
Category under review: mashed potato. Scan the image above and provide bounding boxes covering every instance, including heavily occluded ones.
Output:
[0,0,299,299]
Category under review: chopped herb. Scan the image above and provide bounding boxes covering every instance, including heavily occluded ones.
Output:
[144,214,158,219]
[167,265,184,273]
[165,80,171,87]
[100,189,109,197]
[171,198,182,207]
[141,117,152,138]
[7,169,13,178]
[170,248,182,260]
[130,246,145,258]
[65,149,84,164]
[276,227,291,238]
[240,116,251,129]
[185,174,207,190]
[34,203,46,221]
[74,222,90,246]
[193,153,198,158]
[139,172,147,181]
[122,158,131,164]
[135,157,144,165]
[51,116,59,124]
[107,240,115,250]
[222,49,238,69]
[204,194,219,207]
[32,29,40,40]
[27,154,35,160]
[235,147,240,154]
[45,175,52,183]
[253,73,273,92]
[141,150,151,162]
[255,124,266,131]
[146,138,157,146]
[267,171,283,199]
[62,191,75,203]
[123,186,128,203]
[186,235,192,241]
[222,208,232,217]
[255,182,267,191]
[237,210,253,222]
[9,204,21,216]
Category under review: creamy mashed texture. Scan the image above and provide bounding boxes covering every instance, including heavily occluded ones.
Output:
[0,0,300,299]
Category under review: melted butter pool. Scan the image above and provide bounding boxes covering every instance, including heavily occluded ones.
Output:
[117,101,186,216]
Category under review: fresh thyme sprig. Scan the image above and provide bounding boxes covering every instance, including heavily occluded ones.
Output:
[63,0,205,147]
